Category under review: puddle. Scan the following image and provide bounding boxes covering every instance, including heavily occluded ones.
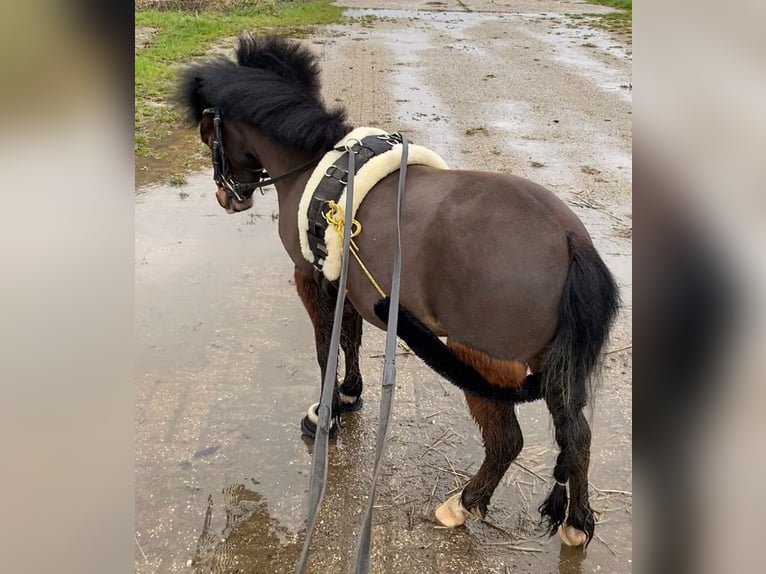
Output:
[344,8,495,23]
[524,17,633,103]
[135,174,314,543]
[137,172,631,573]
[136,124,208,190]
[190,484,301,572]
[374,27,464,164]
[490,101,630,188]
[136,174,416,571]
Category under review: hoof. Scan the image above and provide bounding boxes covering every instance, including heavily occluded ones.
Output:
[558,524,588,547]
[339,393,363,413]
[300,403,338,440]
[435,492,469,527]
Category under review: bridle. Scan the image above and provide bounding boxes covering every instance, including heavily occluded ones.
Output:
[201,108,321,202]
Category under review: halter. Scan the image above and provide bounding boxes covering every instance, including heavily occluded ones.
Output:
[201,108,320,201]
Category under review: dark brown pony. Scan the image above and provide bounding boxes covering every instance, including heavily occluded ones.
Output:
[176,34,619,547]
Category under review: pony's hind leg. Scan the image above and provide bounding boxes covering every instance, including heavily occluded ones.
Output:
[435,394,524,527]
[540,391,594,547]
[563,410,593,546]
[435,343,527,527]
[338,299,364,412]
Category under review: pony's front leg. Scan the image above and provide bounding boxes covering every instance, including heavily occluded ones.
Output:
[293,268,364,437]
[435,394,524,526]
[338,298,364,412]
[294,267,342,438]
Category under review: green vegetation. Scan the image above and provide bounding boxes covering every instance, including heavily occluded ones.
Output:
[586,0,631,9]
[169,173,188,186]
[585,0,632,40]
[135,1,344,163]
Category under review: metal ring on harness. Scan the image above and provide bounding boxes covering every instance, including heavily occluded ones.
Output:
[344,137,362,152]
[324,165,348,185]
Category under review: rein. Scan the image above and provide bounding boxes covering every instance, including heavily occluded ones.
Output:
[202,108,409,570]
[296,136,410,574]
[201,108,320,201]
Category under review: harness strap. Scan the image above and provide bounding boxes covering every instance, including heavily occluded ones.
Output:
[307,134,403,269]
[352,136,409,574]
[297,136,409,574]
[296,142,359,574]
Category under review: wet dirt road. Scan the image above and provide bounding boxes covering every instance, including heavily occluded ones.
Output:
[136,1,632,572]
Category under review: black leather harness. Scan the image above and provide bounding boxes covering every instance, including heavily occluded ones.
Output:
[306,132,405,272]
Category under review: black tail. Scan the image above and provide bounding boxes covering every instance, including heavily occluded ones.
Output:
[538,235,620,544]
[542,235,621,412]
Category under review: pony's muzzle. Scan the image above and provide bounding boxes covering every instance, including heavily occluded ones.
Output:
[216,187,253,213]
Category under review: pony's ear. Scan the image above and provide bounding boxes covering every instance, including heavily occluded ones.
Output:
[174,67,209,125]
[199,111,214,146]
[236,34,321,93]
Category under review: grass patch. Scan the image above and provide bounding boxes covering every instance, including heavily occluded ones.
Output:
[135,1,343,164]
[169,173,188,186]
[581,1,631,42]
[135,134,150,157]
[586,0,631,9]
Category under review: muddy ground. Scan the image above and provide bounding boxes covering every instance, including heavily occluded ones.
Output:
[135,1,632,572]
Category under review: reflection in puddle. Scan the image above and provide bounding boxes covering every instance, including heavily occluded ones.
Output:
[192,482,301,573]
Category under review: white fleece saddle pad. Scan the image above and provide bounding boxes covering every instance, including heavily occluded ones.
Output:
[298,127,449,281]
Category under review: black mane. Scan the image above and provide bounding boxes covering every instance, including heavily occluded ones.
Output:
[175,34,351,153]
